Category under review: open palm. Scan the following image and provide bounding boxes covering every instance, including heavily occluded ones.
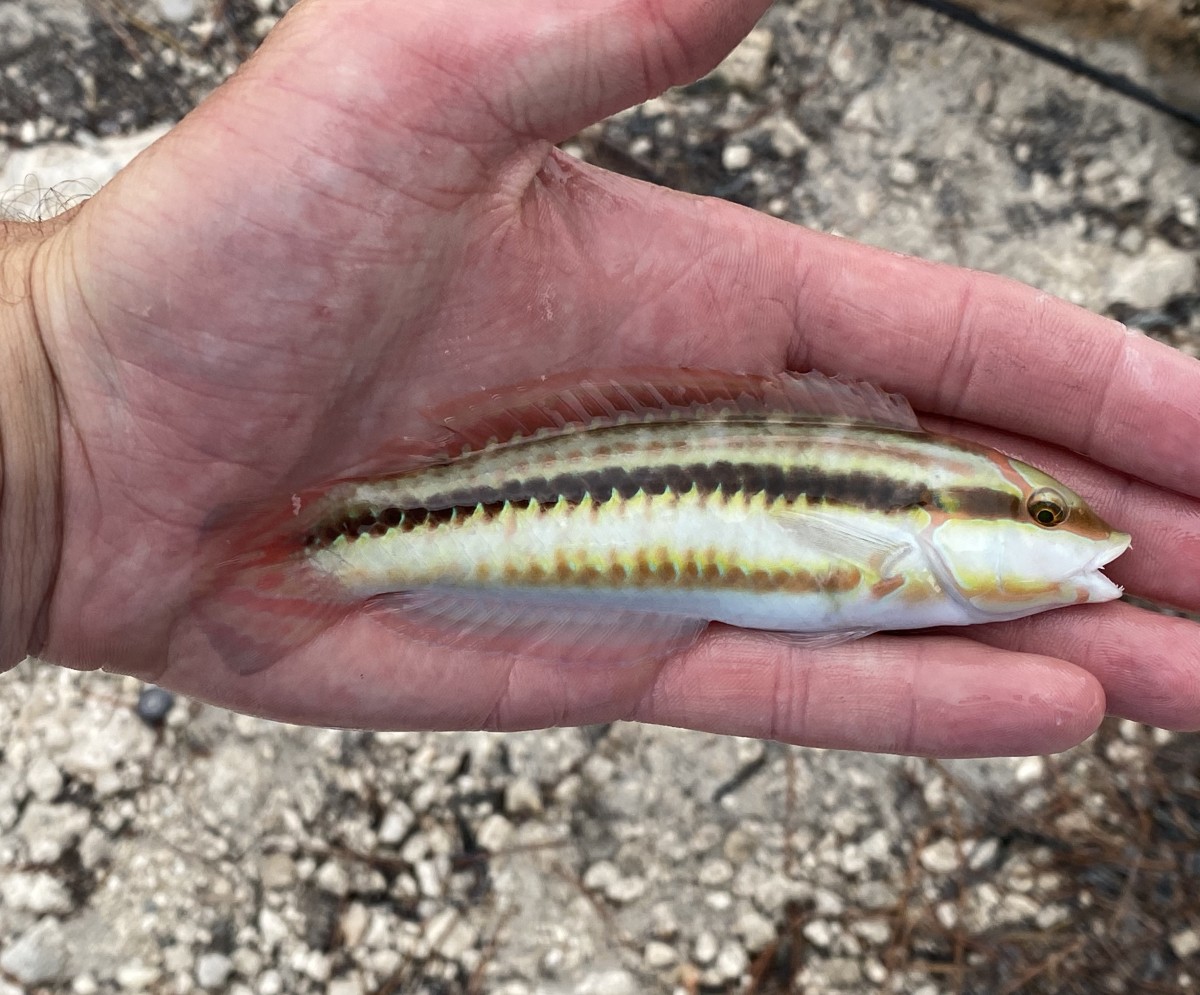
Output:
[27,0,1200,755]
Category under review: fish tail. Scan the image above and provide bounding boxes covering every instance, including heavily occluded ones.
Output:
[189,488,356,676]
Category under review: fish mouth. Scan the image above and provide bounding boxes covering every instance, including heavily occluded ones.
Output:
[1074,531,1132,602]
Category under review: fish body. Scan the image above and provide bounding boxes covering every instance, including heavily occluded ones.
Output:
[207,370,1130,669]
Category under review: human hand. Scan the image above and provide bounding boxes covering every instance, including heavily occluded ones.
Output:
[7,0,1199,756]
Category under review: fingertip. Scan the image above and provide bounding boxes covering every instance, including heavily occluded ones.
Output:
[970,604,1200,733]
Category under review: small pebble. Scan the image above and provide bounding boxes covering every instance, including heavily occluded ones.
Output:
[1172,929,1200,959]
[888,159,919,186]
[476,813,513,852]
[257,970,283,995]
[715,942,748,981]
[0,918,67,985]
[644,941,678,968]
[802,919,834,948]
[694,931,719,965]
[258,852,296,889]
[919,838,961,875]
[734,909,775,951]
[136,685,175,726]
[377,801,415,845]
[156,0,196,23]
[115,962,161,989]
[25,757,63,801]
[606,876,647,904]
[196,952,233,989]
[315,860,350,896]
[722,143,753,171]
[504,778,542,816]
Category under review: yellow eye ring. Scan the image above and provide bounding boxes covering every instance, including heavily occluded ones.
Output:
[1027,488,1068,528]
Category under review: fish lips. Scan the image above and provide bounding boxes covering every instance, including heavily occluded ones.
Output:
[1073,531,1132,603]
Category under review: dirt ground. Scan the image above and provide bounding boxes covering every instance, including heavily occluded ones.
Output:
[1,2,1199,994]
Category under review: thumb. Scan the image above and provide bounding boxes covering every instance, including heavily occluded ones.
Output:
[490,0,774,142]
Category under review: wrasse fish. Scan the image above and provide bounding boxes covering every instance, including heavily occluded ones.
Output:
[202,369,1130,671]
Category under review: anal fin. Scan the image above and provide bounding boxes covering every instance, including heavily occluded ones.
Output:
[367,588,707,665]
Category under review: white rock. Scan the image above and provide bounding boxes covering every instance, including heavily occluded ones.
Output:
[259,853,296,889]
[476,813,513,852]
[698,858,734,887]
[889,159,919,186]
[156,0,196,23]
[605,876,646,904]
[427,908,478,962]
[996,893,1041,924]
[328,978,365,995]
[78,828,110,870]
[824,958,862,985]
[196,952,233,989]
[17,802,90,863]
[694,931,719,965]
[115,962,162,990]
[802,919,833,948]
[1036,904,1070,930]
[582,860,620,892]
[853,918,892,945]
[232,948,262,979]
[0,871,72,914]
[340,903,370,948]
[715,942,748,980]
[377,802,414,845]
[0,918,67,984]
[504,778,542,816]
[722,144,753,171]
[768,117,808,158]
[1172,929,1200,959]
[644,941,678,968]
[1012,753,1041,782]
[24,756,63,801]
[734,909,775,951]
[258,908,288,949]
[300,949,331,982]
[860,830,891,863]
[414,858,443,897]
[256,970,283,995]
[839,844,867,875]
[576,969,638,995]
[967,837,999,871]
[814,888,845,916]
[72,975,99,995]
[315,860,350,896]
[919,838,961,875]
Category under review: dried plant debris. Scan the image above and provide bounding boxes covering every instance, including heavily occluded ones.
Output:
[954,0,1200,96]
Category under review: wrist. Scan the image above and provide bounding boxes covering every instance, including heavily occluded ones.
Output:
[0,223,63,671]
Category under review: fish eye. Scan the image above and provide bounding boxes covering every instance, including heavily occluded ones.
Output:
[1027,488,1068,528]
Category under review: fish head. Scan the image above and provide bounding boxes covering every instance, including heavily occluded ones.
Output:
[925,460,1131,620]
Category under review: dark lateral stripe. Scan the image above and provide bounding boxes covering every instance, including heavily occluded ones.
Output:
[305,463,1021,548]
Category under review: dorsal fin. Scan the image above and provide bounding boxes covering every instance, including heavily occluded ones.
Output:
[425,368,921,452]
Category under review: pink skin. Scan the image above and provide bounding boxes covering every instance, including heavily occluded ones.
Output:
[20,0,1200,756]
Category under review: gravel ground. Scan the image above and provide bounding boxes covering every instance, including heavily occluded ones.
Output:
[2,2,1199,994]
